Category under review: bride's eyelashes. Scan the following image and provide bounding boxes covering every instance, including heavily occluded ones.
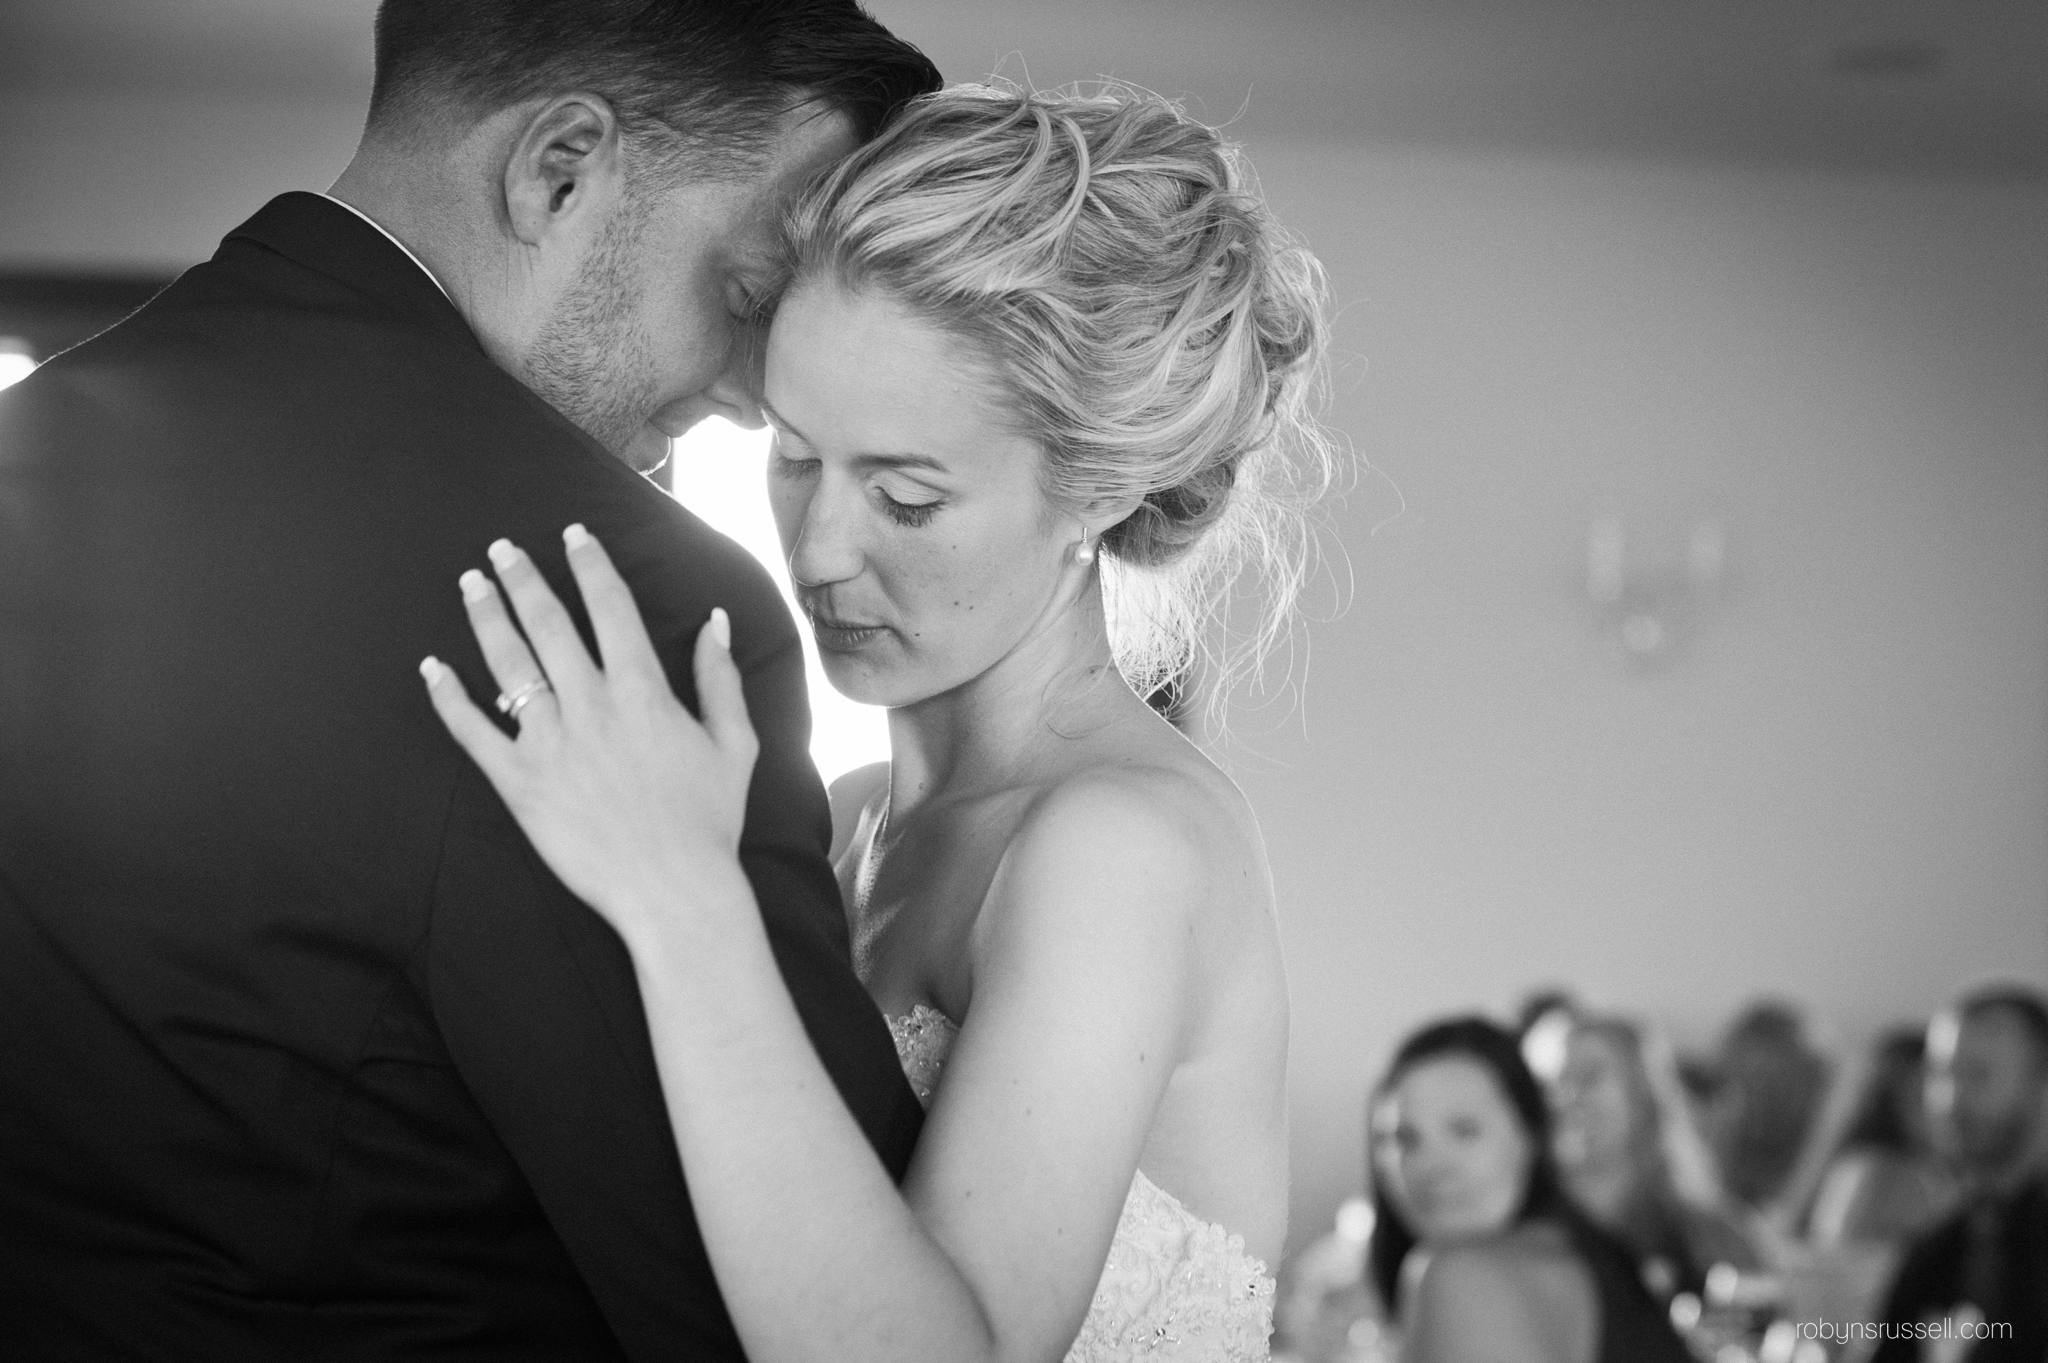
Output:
[877,489,941,528]
[769,449,944,529]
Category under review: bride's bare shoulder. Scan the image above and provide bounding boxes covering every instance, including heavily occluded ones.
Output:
[1082,729,1262,852]
[1001,749,1269,922]
[960,754,1278,1052]
[827,761,890,862]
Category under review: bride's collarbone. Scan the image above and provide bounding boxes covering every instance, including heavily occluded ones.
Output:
[850,745,1269,983]
[846,800,1013,1004]
[854,784,1031,899]
[864,758,1261,931]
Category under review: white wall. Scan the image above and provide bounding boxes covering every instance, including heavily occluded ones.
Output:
[0,88,363,271]
[4,90,2043,1257]
[1238,141,2048,1249]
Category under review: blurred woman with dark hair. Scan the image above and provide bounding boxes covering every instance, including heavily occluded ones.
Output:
[1367,1017,1689,1363]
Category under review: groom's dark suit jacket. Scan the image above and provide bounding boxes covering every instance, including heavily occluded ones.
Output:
[0,193,923,1361]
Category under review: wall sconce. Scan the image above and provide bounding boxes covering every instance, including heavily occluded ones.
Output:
[1585,515,1725,668]
[0,336,37,393]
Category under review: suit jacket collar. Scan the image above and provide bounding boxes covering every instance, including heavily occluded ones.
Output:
[222,191,483,355]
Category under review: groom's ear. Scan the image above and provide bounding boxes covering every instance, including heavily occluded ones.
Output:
[504,94,624,246]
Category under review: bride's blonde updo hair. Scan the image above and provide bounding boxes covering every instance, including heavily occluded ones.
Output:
[781,82,1336,707]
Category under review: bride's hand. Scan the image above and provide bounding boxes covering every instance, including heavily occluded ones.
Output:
[418,525,759,941]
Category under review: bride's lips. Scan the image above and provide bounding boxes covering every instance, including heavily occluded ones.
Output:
[805,609,889,653]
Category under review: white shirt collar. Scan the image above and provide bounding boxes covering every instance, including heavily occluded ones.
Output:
[318,193,452,302]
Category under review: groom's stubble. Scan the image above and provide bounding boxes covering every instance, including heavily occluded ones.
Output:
[522,195,664,468]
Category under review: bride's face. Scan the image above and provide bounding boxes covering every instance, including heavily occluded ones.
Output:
[760,281,1079,708]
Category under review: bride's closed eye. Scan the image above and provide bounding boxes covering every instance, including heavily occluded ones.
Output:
[875,486,941,528]
[771,449,943,529]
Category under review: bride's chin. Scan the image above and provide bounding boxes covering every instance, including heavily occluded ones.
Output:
[816,655,955,712]
[815,655,905,709]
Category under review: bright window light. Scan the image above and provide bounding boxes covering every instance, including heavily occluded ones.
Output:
[0,338,36,392]
[667,417,890,786]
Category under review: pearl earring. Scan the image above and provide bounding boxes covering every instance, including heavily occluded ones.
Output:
[1074,534,1095,565]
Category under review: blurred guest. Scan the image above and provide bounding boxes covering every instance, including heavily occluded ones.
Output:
[1368,1017,1689,1363]
[1551,1016,1760,1302]
[1809,1028,1957,1249]
[1873,987,2048,1363]
[1706,1001,1831,1211]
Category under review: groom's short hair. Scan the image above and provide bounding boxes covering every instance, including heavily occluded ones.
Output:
[367,0,940,174]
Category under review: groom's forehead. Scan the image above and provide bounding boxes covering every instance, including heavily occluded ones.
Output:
[747,105,861,200]
[662,111,855,254]
[651,103,856,191]
[654,109,850,209]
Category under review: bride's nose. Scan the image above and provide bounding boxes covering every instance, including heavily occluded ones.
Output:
[784,482,864,590]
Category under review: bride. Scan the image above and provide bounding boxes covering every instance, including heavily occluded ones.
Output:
[420,84,1331,1363]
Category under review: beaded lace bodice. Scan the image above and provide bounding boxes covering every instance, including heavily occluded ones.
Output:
[886,1004,1275,1362]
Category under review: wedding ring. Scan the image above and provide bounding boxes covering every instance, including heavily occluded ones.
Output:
[495,678,553,721]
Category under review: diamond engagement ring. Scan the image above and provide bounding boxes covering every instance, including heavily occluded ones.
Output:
[495,678,553,721]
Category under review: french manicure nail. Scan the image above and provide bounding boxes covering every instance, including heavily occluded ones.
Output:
[486,539,518,569]
[563,523,591,548]
[419,656,446,683]
[460,569,492,602]
[710,607,731,649]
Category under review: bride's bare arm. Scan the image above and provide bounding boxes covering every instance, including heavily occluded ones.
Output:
[421,527,1204,1363]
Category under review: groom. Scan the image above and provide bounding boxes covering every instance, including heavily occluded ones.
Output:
[0,4,937,1359]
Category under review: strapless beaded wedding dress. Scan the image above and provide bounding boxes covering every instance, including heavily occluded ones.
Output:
[887,1005,1275,1362]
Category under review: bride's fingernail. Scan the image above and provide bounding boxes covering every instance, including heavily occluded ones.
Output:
[486,538,519,569]
[459,569,492,603]
[563,523,591,549]
[419,656,447,683]
[709,607,731,649]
